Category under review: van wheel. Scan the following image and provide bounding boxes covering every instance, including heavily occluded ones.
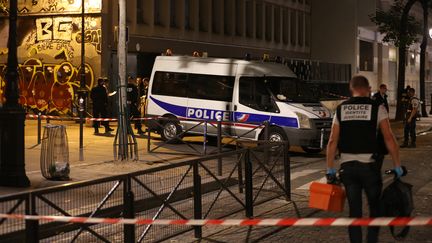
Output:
[161,120,182,144]
[301,146,323,154]
[260,127,290,151]
[268,127,288,143]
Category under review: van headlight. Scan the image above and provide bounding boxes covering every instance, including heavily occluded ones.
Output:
[295,112,311,129]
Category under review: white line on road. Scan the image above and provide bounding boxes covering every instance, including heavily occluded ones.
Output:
[290,169,321,181]
[296,176,327,190]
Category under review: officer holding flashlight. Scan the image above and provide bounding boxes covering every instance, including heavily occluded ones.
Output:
[326,76,403,243]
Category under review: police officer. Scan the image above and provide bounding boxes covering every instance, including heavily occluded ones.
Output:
[372,84,389,112]
[326,76,403,243]
[127,76,145,134]
[90,78,114,134]
[400,88,420,148]
[372,84,389,170]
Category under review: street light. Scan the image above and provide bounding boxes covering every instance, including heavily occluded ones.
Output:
[0,0,30,187]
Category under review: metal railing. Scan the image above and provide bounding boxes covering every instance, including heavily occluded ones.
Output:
[146,116,270,155]
[0,142,291,243]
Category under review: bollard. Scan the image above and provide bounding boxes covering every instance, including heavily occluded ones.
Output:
[25,194,38,243]
[264,121,270,141]
[320,128,325,150]
[430,94,432,115]
[283,142,291,201]
[37,113,41,145]
[203,121,207,155]
[237,145,244,193]
[147,125,151,153]
[244,150,253,218]
[123,178,135,243]
[193,163,202,239]
[217,119,222,176]
[263,121,270,163]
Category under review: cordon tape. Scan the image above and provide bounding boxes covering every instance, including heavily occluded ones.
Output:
[0,214,431,227]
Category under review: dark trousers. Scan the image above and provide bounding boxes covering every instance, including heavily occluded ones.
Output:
[93,106,109,130]
[339,161,382,243]
[128,104,142,130]
[403,119,416,144]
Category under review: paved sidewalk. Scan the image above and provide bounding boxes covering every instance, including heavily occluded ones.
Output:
[0,119,204,195]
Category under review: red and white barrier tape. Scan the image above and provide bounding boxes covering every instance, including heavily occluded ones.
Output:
[25,115,150,122]
[0,214,431,227]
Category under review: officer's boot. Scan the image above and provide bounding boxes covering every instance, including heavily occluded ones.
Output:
[400,141,409,148]
[105,125,114,133]
[94,127,99,135]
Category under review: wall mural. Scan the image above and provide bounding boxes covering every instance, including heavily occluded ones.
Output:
[0,13,101,114]
[0,0,101,16]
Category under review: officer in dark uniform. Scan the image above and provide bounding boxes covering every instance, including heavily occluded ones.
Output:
[401,88,420,148]
[372,84,389,170]
[127,76,144,134]
[372,84,389,112]
[326,76,403,243]
[90,78,114,134]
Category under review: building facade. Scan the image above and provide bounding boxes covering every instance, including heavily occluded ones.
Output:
[104,0,312,79]
[311,0,432,105]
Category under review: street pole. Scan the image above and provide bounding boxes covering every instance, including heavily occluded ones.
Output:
[0,0,30,187]
[116,0,129,160]
[78,0,86,161]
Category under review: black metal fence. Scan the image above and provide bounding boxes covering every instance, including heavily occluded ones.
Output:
[0,142,290,243]
[146,117,271,157]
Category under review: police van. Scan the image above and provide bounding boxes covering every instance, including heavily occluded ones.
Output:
[146,56,333,153]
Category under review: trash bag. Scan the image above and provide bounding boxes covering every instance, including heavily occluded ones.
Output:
[380,179,414,240]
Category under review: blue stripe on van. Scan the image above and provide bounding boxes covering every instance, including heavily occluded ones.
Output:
[150,96,187,117]
[150,96,298,128]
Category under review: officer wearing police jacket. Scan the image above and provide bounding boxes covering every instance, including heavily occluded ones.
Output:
[127,76,144,134]
[326,76,403,243]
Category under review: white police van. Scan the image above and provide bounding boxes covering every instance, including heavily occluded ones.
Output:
[146,56,333,153]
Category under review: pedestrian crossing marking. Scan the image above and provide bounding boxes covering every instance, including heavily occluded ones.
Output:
[296,176,327,190]
[290,169,321,180]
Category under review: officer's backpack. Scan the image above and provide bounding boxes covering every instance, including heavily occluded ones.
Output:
[380,179,414,241]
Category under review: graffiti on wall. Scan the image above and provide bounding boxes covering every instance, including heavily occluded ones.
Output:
[0,59,94,113]
[0,0,101,15]
[0,15,101,114]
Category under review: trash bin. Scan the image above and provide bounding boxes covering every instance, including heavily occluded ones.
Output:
[40,124,70,180]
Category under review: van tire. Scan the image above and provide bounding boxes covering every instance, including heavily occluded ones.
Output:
[160,120,182,144]
[301,146,323,154]
[266,127,288,142]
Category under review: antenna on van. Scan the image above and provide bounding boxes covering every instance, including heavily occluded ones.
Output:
[244,53,251,61]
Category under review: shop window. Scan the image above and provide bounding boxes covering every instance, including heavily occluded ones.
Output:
[298,11,304,46]
[283,8,289,44]
[246,0,253,38]
[290,10,296,45]
[256,2,263,39]
[274,7,281,43]
[265,4,272,41]
[359,40,374,72]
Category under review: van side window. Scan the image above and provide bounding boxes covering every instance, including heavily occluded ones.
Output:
[152,72,188,97]
[239,77,278,112]
[188,74,234,102]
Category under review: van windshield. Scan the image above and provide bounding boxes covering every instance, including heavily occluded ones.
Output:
[256,77,319,103]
